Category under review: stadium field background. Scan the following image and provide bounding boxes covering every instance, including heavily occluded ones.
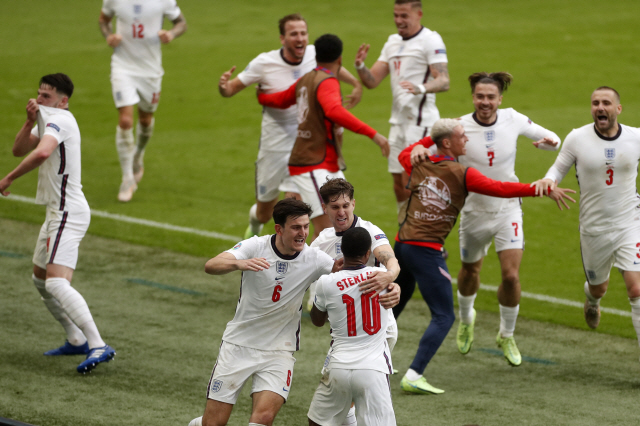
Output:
[1,0,640,424]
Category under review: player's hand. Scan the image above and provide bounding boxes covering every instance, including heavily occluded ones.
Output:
[238,257,270,272]
[532,137,558,149]
[218,66,237,96]
[548,186,576,210]
[106,33,122,48]
[331,257,345,273]
[0,176,12,197]
[410,144,430,166]
[379,283,401,309]
[26,99,39,123]
[531,178,556,197]
[373,133,390,158]
[344,83,362,109]
[158,29,174,44]
[354,44,370,69]
[399,80,420,95]
[359,270,393,295]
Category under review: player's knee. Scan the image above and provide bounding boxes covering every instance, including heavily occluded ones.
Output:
[251,410,276,426]
[256,209,272,224]
[502,271,520,288]
[139,114,154,128]
[201,415,226,426]
[118,116,134,130]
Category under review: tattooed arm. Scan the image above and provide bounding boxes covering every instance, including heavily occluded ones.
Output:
[354,43,390,89]
[399,62,450,95]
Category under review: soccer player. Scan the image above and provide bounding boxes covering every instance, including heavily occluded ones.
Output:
[258,34,390,240]
[454,72,562,366]
[218,13,364,240]
[187,199,337,426]
[99,0,187,202]
[392,119,574,394]
[354,0,449,214]
[537,87,640,356]
[0,74,115,374]
[308,227,396,426]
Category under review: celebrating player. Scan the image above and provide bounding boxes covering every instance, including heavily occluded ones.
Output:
[308,227,397,426]
[392,119,574,394]
[454,72,561,366]
[99,0,187,202]
[218,13,363,240]
[537,87,640,355]
[354,0,449,215]
[0,74,115,373]
[258,34,389,240]
[187,199,338,426]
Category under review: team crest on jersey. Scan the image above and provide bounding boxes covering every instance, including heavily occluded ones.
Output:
[374,234,387,240]
[417,177,451,210]
[276,261,289,275]
[335,242,342,255]
[484,130,495,142]
[134,4,142,14]
[46,123,60,132]
[259,185,266,195]
[586,270,596,280]
[297,86,309,124]
[293,70,301,79]
[396,45,405,55]
[116,91,122,101]
[605,148,615,160]
[232,243,242,250]
[210,379,223,393]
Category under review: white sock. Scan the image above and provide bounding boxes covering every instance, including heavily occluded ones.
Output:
[33,274,86,346]
[630,297,640,348]
[499,304,519,338]
[135,119,154,162]
[116,126,135,182]
[248,204,264,235]
[457,290,477,324]
[187,417,202,426]
[405,368,421,381]
[342,405,357,426]
[584,281,603,305]
[248,424,267,426]
[45,278,106,349]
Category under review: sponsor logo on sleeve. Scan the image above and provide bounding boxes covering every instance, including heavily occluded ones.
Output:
[232,243,242,250]
[374,234,387,240]
[435,48,446,54]
[527,118,532,125]
[46,123,60,132]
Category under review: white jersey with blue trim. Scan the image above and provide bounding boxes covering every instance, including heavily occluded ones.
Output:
[545,123,640,235]
[31,106,89,213]
[222,234,334,351]
[314,265,392,373]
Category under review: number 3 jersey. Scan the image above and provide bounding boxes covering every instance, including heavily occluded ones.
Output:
[222,235,334,352]
[545,123,640,236]
[314,265,392,374]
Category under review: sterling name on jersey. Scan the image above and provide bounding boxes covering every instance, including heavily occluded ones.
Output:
[378,27,448,127]
[31,106,90,213]
[545,124,640,235]
[102,0,182,78]
[223,234,334,351]
[459,108,561,212]
[315,265,392,374]
[311,215,388,267]
[238,46,316,152]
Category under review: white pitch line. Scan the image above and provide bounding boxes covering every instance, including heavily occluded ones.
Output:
[3,193,633,318]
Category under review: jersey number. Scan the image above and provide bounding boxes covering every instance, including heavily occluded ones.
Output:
[272,285,282,302]
[342,293,381,337]
[606,169,614,186]
[487,151,495,167]
[286,370,292,386]
[132,23,144,39]
[512,222,519,237]
[392,59,401,76]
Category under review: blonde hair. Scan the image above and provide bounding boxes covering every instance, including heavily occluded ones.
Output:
[430,119,462,147]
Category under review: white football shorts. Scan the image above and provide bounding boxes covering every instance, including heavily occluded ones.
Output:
[255,150,299,202]
[308,368,396,426]
[581,226,640,285]
[110,72,162,112]
[290,169,345,219]
[388,123,430,174]
[459,208,524,264]
[206,341,296,404]
[33,208,90,270]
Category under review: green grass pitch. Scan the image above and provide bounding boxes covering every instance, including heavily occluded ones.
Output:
[1,0,640,424]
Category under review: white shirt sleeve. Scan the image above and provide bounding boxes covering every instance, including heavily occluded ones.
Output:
[544,130,577,183]
[163,0,181,21]
[314,276,328,312]
[425,31,448,65]
[317,251,335,276]
[237,54,266,87]
[224,236,260,260]
[515,110,562,151]
[101,0,115,17]
[376,37,392,64]
[42,114,72,145]
[368,225,389,252]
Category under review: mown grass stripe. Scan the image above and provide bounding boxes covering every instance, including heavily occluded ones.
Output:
[126,278,205,296]
[0,250,26,258]
[477,348,556,365]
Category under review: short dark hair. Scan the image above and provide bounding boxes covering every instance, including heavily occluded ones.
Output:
[319,178,354,205]
[272,198,313,227]
[40,73,74,98]
[341,227,371,259]
[469,72,513,94]
[314,34,342,63]
[594,86,620,102]
[395,0,422,9]
[278,13,306,36]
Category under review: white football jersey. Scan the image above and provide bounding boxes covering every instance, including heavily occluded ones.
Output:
[459,108,561,212]
[237,46,316,152]
[102,0,182,78]
[31,106,89,213]
[545,123,640,235]
[377,27,448,127]
[314,266,392,374]
[222,234,334,351]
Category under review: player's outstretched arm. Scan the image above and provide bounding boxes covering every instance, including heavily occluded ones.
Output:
[354,44,389,89]
[1,136,57,196]
[379,283,401,309]
[310,304,328,327]
[399,62,450,95]
[360,245,400,295]
[548,186,577,210]
[531,178,556,197]
[158,13,187,44]
[205,252,269,275]
[337,67,362,110]
[372,133,390,158]
[218,66,247,98]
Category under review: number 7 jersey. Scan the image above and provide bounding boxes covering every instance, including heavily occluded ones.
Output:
[222,235,334,351]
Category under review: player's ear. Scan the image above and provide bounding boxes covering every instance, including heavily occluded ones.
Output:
[280,34,285,46]
[321,203,327,215]
[274,223,283,236]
